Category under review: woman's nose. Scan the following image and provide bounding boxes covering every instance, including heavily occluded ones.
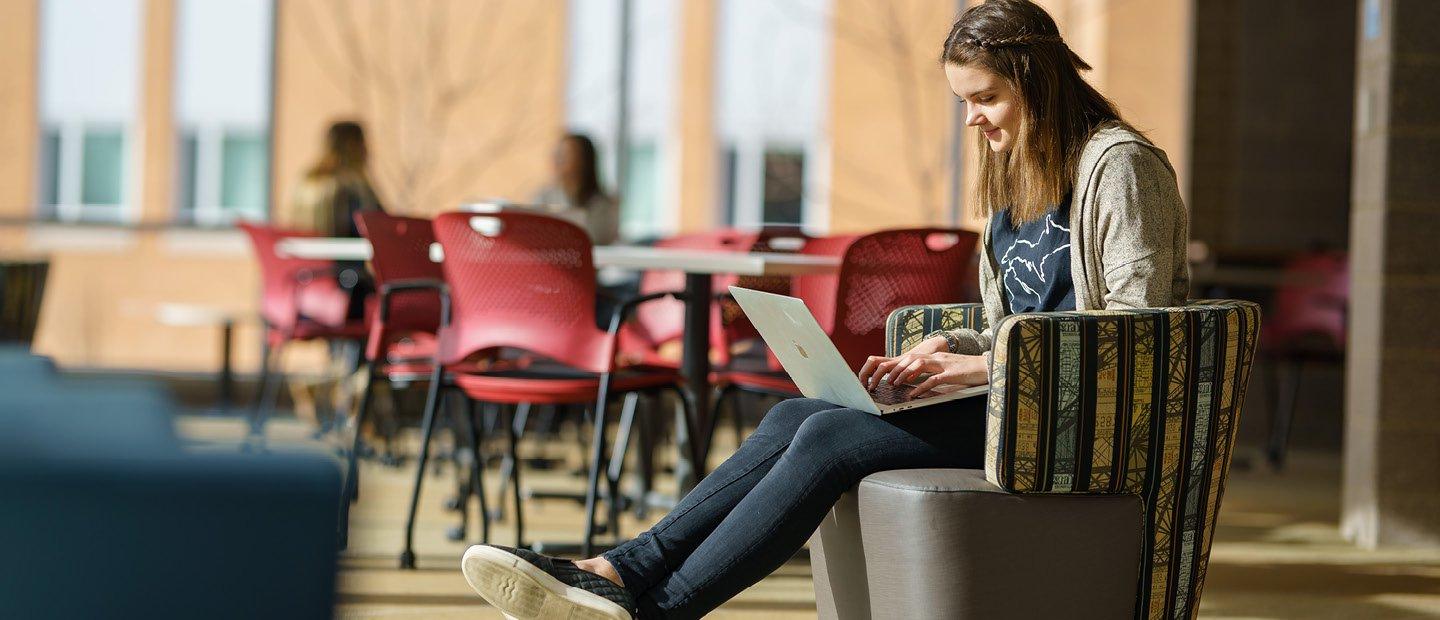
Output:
[965,107,985,128]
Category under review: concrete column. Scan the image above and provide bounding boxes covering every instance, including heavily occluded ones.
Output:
[1342,0,1440,549]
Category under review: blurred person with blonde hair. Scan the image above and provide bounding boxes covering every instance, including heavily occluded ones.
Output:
[282,121,386,434]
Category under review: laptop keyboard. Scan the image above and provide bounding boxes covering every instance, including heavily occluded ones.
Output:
[868,381,916,405]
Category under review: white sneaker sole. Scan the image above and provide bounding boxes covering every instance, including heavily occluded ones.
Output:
[460,545,632,620]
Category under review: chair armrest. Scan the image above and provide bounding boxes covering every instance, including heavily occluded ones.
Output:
[606,290,686,338]
[884,303,987,356]
[378,278,451,326]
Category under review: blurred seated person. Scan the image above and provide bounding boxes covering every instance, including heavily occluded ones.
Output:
[280,120,385,432]
[535,132,632,327]
[533,132,621,246]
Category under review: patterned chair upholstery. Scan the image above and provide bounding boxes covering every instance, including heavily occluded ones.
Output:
[811,300,1262,620]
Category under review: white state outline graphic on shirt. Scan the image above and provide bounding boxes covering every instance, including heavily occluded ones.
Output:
[999,213,1070,307]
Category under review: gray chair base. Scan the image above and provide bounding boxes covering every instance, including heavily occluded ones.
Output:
[810,469,1143,620]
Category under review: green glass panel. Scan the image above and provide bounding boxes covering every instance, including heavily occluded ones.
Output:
[80,130,125,206]
[762,150,804,225]
[621,142,658,240]
[220,133,268,217]
[40,128,61,214]
[177,132,199,217]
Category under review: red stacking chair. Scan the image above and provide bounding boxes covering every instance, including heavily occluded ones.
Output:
[708,228,979,445]
[397,211,697,567]
[237,221,370,441]
[1260,250,1348,469]
[345,212,496,541]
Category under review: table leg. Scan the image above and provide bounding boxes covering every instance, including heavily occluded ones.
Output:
[677,273,713,494]
[218,320,235,413]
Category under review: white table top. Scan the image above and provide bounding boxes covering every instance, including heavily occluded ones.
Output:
[275,237,839,277]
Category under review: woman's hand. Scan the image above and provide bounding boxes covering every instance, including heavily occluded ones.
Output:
[857,336,946,391]
[858,351,989,399]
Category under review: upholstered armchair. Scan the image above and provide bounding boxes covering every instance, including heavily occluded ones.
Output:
[809,301,1262,620]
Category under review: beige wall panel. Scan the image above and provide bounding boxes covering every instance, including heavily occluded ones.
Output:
[828,0,960,234]
[0,0,38,221]
[271,0,567,219]
[674,0,718,232]
[138,0,176,223]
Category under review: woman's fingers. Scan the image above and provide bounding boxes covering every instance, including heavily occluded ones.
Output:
[906,372,953,399]
[880,355,921,387]
[867,357,903,389]
[858,355,888,386]
[900,358,942,385]
[891,358,926,386]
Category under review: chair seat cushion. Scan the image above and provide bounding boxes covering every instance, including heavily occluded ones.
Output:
[451,364,682,404]
[811,468,1143,620]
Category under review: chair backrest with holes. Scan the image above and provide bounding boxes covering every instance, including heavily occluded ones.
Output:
[801,229,979,370]
[355,212,445,360]
[431,211,612,372]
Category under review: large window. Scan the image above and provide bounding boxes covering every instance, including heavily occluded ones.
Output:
[565,0,678,242]
[38,0,143,223]
[716,0,830,230]
[174,0,274,226]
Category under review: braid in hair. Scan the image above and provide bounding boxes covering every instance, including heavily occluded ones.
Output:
[964,32,1064,50]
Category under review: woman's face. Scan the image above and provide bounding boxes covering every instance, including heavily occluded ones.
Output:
[552,138,580,180]
[945,63,1019,153]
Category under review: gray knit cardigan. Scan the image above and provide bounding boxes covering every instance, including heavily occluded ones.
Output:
[944,123,1191,356]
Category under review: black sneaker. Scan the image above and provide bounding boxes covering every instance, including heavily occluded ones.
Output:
[461,545,637,620]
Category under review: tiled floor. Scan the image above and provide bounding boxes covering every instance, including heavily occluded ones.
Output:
[178,416,1440,619]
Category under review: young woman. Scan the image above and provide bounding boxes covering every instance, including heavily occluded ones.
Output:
[533,132,622,246]
[460,1,1188,618]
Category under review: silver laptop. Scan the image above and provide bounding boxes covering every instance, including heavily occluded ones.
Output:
[730,287,989,415]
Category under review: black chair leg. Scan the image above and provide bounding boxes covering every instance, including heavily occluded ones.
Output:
[344,360,380,505]
[447,395,492,544]
[1267,359,1304,471]
[634,394,657,519]
[471,401,492,544]
[509,403,529,549]
[607,392,641,542]
[582,377,614,558]
[491,404,531,523]
[400,364,446,569]
[671,384,705,480]
[249,340,283,444]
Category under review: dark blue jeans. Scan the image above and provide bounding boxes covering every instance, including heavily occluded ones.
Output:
[603,396,986,618]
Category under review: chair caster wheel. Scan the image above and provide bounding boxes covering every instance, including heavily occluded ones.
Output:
[446,525,466,541]
[399,550,416,569]
[443,495,463,511]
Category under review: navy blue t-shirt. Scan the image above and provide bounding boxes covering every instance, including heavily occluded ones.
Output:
[990,198,1076,314]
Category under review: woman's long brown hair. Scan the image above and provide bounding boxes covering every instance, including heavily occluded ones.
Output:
[561,133,605,209]
[941,0,1130,226]
[307,121,370,181]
